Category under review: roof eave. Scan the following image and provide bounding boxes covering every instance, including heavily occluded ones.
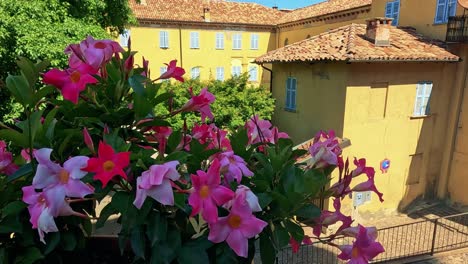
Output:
[136,18,277,29]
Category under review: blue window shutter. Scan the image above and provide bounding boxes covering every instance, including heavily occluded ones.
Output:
[392,0,400,26]
[286,78,291,108]
[385,2,393,19]
[448,0,457,18]
[291,78,297,109]
[435,0,447,23]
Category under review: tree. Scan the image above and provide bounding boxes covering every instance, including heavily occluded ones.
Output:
[0,0,135,122]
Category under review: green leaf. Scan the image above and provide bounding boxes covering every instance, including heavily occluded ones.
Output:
[260,232,277,264]
[273,224,290,248]
[256,193,273,209]
[0,129,28,148]
[284,220,304,242]
[131,226,146,260]
[153,92,173,106]
[61,231,77,251]
[6,74,32,106]
[177,241,210,264]
[111,191,131,215]
[165,151,190,162]
[14,247,43,264]
[44,232,61,255]
[295,204,321,219]
[0,215,22,233]
[96,202,117,229]
[136,119,170,128]
[146,212,167,246]
[104,129,130,152]
[1,201,26,217]
[129,75,146,96]
[231,128,249,159]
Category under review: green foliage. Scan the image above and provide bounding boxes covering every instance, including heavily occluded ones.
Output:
[156,74,275,132]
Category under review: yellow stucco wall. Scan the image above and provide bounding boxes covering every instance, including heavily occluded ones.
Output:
[342,62,456,212]
[271,63,347,144]
[371,0,464,40]
[127,25,276,87]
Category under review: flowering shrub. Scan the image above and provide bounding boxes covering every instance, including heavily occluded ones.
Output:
[0,36,385,263]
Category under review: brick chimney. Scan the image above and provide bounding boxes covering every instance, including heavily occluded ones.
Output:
[366,17,393,47]
[139,0,147,5]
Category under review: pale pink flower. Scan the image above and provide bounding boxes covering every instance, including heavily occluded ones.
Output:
[188,159,235,223]
[133,161,180,208]
[65,36,124,70]
[308,130,342,169]
[181,88,215,122]
[223,185,262,213]
[312,199,352,237]
[338,225,385,263]
[208,191,267,257]
[32,148,93,214]
[219,151,253,184]
[0,141,19,175]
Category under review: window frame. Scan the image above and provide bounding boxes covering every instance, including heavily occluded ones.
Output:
[231,65,242,77]
[285,77,297,111]
[160,31,169,49]
[250,34,259,50]
[190,32,200,49]
[216,67,224,81]
[413,81,433,117]
[191,67,201,79]
[248,65,258,82]
[120,29,131,47]
[434,0,457,24]
[232,33,242,50]
[385,0,400,26]
[215,32,224,50]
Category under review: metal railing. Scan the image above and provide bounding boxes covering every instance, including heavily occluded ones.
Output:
[275,212,468,264]
[446,15,468,43]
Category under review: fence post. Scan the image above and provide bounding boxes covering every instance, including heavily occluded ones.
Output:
[430,219,438,256]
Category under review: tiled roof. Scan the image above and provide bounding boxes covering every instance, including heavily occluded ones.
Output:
[129,0,284,26]
[255,24,460,63]
[278,0,372,25]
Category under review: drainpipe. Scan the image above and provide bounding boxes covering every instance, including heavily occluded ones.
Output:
[178,25,183,67]
[261,64,273,93]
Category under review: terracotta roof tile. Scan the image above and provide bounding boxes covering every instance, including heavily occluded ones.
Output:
[255,24,460,63]
[278,0,372,25]
[129,0,283,26]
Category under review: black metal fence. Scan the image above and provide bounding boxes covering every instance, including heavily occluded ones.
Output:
[275,212,468,264]
[447,15,468,43]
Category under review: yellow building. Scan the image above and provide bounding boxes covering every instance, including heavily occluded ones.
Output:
[256,18,461,214]
[123,0,282,88]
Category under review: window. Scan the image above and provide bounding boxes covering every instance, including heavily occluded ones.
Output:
[215,33,224,49]
[216,67,224,81]
[232,33,242,50]
[160,31,169,48]
[284,38,289,46]
[248,65,258,81]
[435,0,457,24]
[160,66,168,76]
[413,82,433,116]
[190,32,200,49]
[232,65,242,77]
[285,77,297,111]
[119,29,130,47]
[385,0,400,26]
[191,67,200,79]
[250,34,259,50]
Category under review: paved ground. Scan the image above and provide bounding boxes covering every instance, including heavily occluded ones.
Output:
[408,250,468,264]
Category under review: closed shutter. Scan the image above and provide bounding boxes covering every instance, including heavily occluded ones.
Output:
[435,0,447,23]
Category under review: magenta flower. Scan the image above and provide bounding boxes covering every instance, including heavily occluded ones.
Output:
[65,36,124,70]
[219,151,253,184]
[245,115,288,145]
[224,185,262,213]
[0,141,19,175]
[338,225,385,263]
[208,191,267,257]
[191,123,232,151]
[188,159,235,223]
[312,199,352,237]
[352,170,384,202]
[181,88,215,122]
[142,57,150,77]
[308,130,342,169]
[151,126,172,154]
[22,186,75,243]
[341,226,378,241]
[32,149,93,214]
[83,128,95,153]
[43,63,98,104]
[158,60,185,82]
[290,235,313,253]
[352,158,375,178]
[133,161,180,208]
[124,54,134,79]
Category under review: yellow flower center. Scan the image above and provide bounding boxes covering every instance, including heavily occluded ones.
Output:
[38,195,47,205]
[58,169,70,184]
[103,160,115,172]
[352,247,360,258]
[94,42,107,49]
[70,71,81,83]
[228,215,242,229]
[199,185,210,198]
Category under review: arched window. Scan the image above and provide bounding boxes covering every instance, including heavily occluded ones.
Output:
[284,38,289,46]
[306,34,311,39]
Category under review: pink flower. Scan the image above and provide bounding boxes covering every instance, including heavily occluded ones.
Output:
[329,158,352,199]
[158,60,185,82]
[142,57,150,77]
[245,116,288,145]
[0,141,18,176]
[352,169,384,202]
[32,149,93,214]
[208,191,267,257]
[22,186,75,243]
[65,36,124,70]
[124,54,134,79]
[338,225,385,263]
[312,199,352,237]
[290,236,313,253]
[181,88,215,122]
[83,128,95,153]
[341,226,378,241]
[82,141,131,187]
[43,63,98,104]
[352,158,375,178]
[188,159,235,223]
[150,126,172,154]
[224,185,262,213]
[219,151,253,184]
[133,161,180,208]
[308,130,342,169]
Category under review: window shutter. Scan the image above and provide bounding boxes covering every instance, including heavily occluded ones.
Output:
[286,78,291,109]
[160,31,169,48]
[291,78,297,109]
[385,2,393,19]
[392,0,400,26]
[448,0,457,18]
[435,0,447,23]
